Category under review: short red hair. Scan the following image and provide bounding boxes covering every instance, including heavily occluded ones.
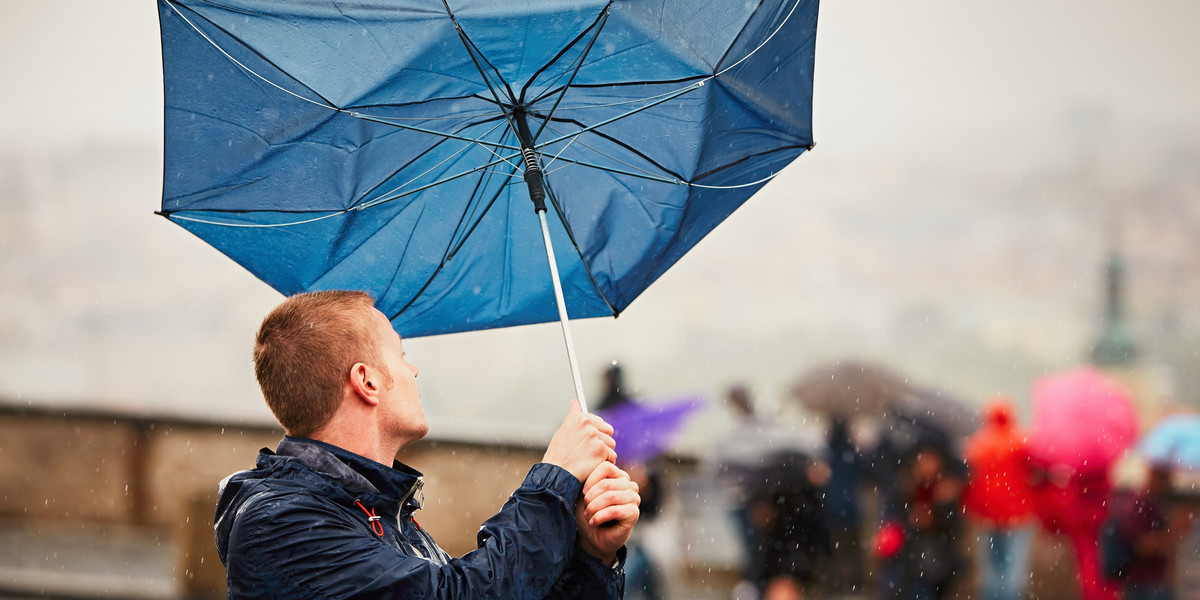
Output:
[252,291,386,437]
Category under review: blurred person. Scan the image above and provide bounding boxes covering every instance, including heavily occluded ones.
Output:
[215,291,639,599]
[823,415,866,592]
[594,362,663,600]
[1173,492,1200,600]
[712,385,772,582]
[1104,462,1194,600]
[621,461,664,600]
[745,450,831,600]
[596,362,630,411]
[1029,459,1120,600]
[962,397,1035,600]
[877,441,966,600]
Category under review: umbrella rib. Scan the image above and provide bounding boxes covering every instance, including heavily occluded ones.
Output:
[163,210,350,228]
[353,117,514,211]
[519,2,610,102]
[357,152,518,210]
[439,0,521,138]
[540,118,686,182]
[522,2,611,137]
[164,1,341,111]
[443,147,517,263]
[347,111,519,153]
[564,74,710,91]
[439,0,518,102]
[541,158,676,186]
[387,161,518,321]
[531,82,702,154]
[341,94,493,119]
[163,153,521,228]
[713,0,808,77]
[689,144,811,186]
[541,177,619,318]
[547,0,804,110]
[168,1,521,153]
[535,75,709,113]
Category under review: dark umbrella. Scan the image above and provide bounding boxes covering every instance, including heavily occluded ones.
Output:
[157,0,819,409]
[789,360,914,418]
[894,386,980,440]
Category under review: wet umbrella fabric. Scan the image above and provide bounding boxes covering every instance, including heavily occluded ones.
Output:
[157,0,819,341]
[1139,414,1200,470]
[1027,367,1138,472]
[789,361,913,418]
[893,387,979,440]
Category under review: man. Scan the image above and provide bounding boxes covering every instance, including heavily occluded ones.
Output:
[215,290,640,599]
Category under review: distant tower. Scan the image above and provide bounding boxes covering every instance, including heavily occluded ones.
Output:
[1089,252,1139,366]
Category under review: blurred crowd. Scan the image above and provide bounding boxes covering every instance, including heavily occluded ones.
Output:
[596,361,1200,600]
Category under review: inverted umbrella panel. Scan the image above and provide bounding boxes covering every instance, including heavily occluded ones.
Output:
[158,0,819,406]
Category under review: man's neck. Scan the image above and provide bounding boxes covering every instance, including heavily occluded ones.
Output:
[310,423,403,466]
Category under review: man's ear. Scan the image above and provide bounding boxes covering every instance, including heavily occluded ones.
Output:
[348,362,382,406]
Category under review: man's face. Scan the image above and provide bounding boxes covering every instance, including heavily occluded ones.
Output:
[369,307,428,443]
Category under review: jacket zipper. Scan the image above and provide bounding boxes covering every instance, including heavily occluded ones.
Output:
[395,476,438,562]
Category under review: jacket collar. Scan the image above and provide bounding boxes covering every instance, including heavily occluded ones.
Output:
[273,436,424,512]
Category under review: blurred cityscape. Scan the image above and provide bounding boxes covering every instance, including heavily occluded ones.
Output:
[2,134,1199,436]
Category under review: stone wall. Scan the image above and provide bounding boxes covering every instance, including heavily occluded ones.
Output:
[0,404,545,598]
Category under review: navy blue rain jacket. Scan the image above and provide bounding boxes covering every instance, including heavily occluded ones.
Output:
[215,437,624,599]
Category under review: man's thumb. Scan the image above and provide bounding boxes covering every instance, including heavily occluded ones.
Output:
[570,397,582,413]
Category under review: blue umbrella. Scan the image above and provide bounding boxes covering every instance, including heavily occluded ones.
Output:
[157,0,818,407]
[1139,414,1200,470]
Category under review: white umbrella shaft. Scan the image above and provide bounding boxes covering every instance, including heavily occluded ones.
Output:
[537,209,589,412]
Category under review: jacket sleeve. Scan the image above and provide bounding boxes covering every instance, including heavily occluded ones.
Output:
[225,463,587,600]
[546,543,626,600]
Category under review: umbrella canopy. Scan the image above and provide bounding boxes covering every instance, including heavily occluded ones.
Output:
[1028,367,1138,472]
[595,395,705,465]
[789,360,913,418]
[157,0,819,339]
[1139,414,1200,470]
[893,386,980,439]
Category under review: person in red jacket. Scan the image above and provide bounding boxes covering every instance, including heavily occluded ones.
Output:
[962,397,1035,600]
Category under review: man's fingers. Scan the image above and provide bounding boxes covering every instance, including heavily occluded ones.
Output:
[585,488,641,513]
[586,414,615,436]
[582,483,641,526]
[587,499,640,527]
[582,461,625,493]
[592,429,616,450]
[583,467,634,501]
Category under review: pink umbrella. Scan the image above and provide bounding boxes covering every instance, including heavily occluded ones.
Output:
[1028,366,1138,472]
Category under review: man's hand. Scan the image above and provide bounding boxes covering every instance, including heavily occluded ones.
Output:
[575,461,640,565]
[541,399,618,482]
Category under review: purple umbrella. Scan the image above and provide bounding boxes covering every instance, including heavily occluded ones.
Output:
[596,396,706,465]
